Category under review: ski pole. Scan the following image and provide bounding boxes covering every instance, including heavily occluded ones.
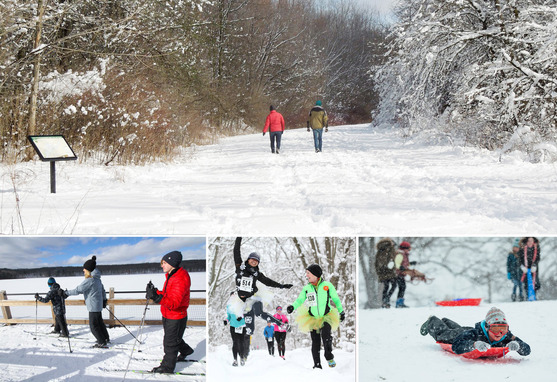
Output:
[34,299,38,340]
[123,298,150,381]
[104,307,140,342]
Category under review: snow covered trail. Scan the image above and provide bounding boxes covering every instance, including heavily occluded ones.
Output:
[2,124,556,235]
[359,300,557,382]
[0,323,206,381]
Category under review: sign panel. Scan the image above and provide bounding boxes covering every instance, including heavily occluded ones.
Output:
[27,135,77,161]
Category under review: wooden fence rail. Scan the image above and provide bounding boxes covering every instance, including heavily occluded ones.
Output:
[0,289,206,326]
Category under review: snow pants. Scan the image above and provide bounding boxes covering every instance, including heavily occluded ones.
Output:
[269,131,282,153]
[266,336,275,355]
[396,276,406,299]
[382,279,397,305]
[89,311,109,344]
[425,316,471,343]
[160,316,194,372]
[310,322,333,367]
[54,313,69,337]
[230,326,247,361]
[275,331,287,356]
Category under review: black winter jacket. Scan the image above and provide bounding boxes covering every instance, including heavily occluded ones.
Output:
[37,283,66,316]
[452,321,530,356]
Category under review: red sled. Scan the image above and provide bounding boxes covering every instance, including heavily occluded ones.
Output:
[435,298,482,307]
[437,342,509,359]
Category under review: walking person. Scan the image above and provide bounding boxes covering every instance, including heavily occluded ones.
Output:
[263,105,285,154]
[146,251,194,373]
[273,306,289,359]
[374,238,398,308]
[307,100,328,152]
[263,321,275,356]
[507,239,523,301]
[286,264,345,369]
[64,256,110,347]
[224,291,248,366]
[35,277,69,337]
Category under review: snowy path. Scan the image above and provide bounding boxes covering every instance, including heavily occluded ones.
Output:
[359,301,557,382]
[2,125,556,235]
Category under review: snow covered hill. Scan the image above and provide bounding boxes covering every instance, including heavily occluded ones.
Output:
[2,125,556,235]
[359,300,557,382]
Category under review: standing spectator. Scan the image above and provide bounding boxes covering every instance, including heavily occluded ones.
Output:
[146,251,194,373]
[507,239,523,301]
[263,321,275,356]
[263,105,285,154]
[35,277,69,337]
[374,238,398,308]
[394,241,417,308]
[65,256,110,347]
[307,100,328,152]
[273,306,289,359]
[518,237,541,298]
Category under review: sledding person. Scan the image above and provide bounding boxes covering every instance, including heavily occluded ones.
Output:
[264,321,275,356]
[146,251,194,374]
[374,238,398,308]
[263,105,285,154]
[224,291,249,366]
[420,307,530,356]
[307,100,328,153]
[286,264,345,369]
[64,256,110,347]
[35,277,69,337]
[231,237,293,327]
[273,305,289,359]
[507,239,524,301]
[518,237,541,298]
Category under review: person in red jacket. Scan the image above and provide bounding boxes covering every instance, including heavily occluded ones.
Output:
[146,251,194,373]
[263,105,285,154]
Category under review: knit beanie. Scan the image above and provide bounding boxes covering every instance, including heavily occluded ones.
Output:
[247,252,260,263]
[270,105,275,111]
[47,277,56,286]
[485,307,507,326]
[315,100,322,106]
[306,264,323,278]
[513,238,520,248]
[83,256,97,272]
[399,241,411,250]
[161,251,182,268]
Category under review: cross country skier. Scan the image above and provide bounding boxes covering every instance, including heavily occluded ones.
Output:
[35,277,69,337]
[230,237,293,328]
[286,264,345,369]
[420,307,530,356]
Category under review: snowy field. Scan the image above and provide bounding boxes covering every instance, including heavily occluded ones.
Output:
[359,300,557,382]
[0,274,206,381]
[2,125,556,236]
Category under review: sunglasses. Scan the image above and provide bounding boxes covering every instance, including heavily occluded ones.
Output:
[488,323,509,336]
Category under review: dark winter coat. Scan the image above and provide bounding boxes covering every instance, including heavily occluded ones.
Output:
[234,237,283,301]
[518,238,540,269]
[375,238,397,282]
[452,321,530,356]
[506,252,521,281]
[37,283,66,316]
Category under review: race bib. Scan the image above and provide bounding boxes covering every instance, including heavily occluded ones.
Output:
[239,276,254,292]
[235,326,245,334]
[306,292,317,307]
[267,337,273,342]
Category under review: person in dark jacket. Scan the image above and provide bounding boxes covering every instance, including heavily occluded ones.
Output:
[65,256,110,347]
[146,251,194,373]
[420,307,530,356]
[374,238,398,308]
[35,277,69,337]
[231,237,292,327]
[507,239,523,301]
[518,237,541,296]
[263,105,285,154]
[307,100,328,152]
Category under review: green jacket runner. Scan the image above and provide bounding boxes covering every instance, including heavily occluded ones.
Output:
[291,279,343,318]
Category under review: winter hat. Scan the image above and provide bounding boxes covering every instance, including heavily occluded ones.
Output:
[161,251,182,268]
[485,307,507,326]
[247,252,260,263]
[270,105,275,111]
[399,241,411,250]
[47,277,56,287]
[276,306,282,311]
[513,238,520,248]
[83,256,97,272]
[306,264,323,279]
[315,100,322,106]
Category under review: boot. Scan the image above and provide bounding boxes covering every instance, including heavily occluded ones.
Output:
[232,360,238,367]
[327,359,336,368]
[313,363,322,369]
[396,298,408,308]
[511,293,516,302]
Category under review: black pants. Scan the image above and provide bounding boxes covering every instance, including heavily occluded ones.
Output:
[266,336,275,355]
[89,311,109,344]
[310,322,333,367]
[275,331,286,356]
[270,131,282,152]
[55,314,69,337]
[160,316,194,371]
[425,316,470,343]
[382,279,397,305]
[230,326,247,361]
[252,301,284,326]
[396,276,406,299]
[244,335,251,358]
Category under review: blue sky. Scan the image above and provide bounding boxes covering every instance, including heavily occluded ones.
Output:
[0,236,205,269]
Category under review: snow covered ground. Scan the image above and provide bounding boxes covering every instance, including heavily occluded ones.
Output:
[2,124,556,235]
[359,300,557,382]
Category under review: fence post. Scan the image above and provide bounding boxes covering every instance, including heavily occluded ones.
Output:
[1,290,13,325]
[109,287,115,325]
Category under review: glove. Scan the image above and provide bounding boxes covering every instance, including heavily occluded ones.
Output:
[307,127,310,132]
[340,312,345,322]
[531,265,537,273]
[236,316,243,321]
[520,265,527,273]
[325,127,328,132]
[507,340,520,352]
[223,319,228,326]
[103,300,107,308]
[35,293,39,300]
[286,305,294,314]
[281,283,293,289]
[409,261,417,266]
[387,260,394,269]
[263,132,266,136]
[146,282,162,302]
[474,341,491,352]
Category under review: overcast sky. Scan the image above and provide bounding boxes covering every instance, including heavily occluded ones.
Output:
[0,236,206,269]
